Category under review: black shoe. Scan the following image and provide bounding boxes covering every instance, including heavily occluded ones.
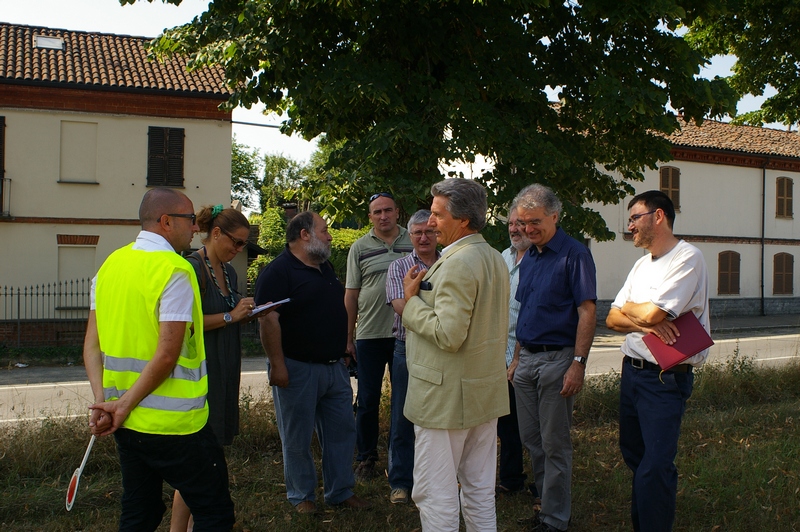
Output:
[529,522,561,532]
[517,513,541,527]
[354,459,379,482]
[495,484,524,497]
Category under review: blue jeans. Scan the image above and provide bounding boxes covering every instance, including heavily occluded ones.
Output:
[497,380,527,490]
[620,359,693,532]
[270,357,356,505]
[114,425,234,532]
[514,347,575,531]
[354,337,395,462]
[388,340,414,490]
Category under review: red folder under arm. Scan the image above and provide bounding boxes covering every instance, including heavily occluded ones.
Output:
[642,311,714,370]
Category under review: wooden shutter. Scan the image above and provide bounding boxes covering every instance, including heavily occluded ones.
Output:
[0,116,5,214]
[774,253,794,295]
[147,126,184,187]
[776,177,793,218]
[718,251,740,295]
[659,166,680,210]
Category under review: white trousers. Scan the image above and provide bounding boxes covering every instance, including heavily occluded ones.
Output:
[412,419,498,532]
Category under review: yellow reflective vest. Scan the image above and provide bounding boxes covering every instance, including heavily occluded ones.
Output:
[95,244,208,435]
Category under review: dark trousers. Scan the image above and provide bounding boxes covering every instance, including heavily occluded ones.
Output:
[388,339,415,490]
[619,360,693,532]
[354,337,395,462]
[114,424,234,532]
[497,380,527,490]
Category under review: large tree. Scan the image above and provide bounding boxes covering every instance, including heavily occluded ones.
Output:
[686,1,800,129]
[132,0,735,240]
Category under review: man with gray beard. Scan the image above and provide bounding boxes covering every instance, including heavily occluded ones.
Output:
[496,203,531,497]
[255,211,370,513]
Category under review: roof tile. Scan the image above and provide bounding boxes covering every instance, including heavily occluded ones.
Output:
[0,22,230,97]
[668,118,800,159]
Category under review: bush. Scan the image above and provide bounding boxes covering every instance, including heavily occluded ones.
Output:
[248,209,368,284]
[329,227,369,281]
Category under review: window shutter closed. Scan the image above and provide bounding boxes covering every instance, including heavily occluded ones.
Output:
[147,126,184,187]
[777,177,793,218]
[659,166,680,210]
[0,116,5,214]
[718,251,740,295]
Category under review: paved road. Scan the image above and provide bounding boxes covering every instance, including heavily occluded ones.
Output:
[2,325,799,423]
[0,359,274,424]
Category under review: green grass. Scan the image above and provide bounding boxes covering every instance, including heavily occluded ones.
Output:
[2,357,800,531]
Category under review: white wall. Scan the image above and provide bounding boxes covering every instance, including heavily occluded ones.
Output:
[590,162,800,302]
[0,107,232,288]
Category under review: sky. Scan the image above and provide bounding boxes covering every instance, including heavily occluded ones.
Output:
[0,0,319,162]
[0,0,777,165]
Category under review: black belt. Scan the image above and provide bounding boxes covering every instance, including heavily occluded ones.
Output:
[624,356,691,373]
[290,357,341,365]
[522,344,567,354]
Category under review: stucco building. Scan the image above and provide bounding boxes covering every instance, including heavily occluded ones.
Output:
[591,118,800,317]
[0,22,240,345]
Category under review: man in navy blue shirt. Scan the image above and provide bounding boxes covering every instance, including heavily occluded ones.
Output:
[508,184,597,532]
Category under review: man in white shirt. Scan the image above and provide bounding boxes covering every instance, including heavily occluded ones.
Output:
[606,190,710,532]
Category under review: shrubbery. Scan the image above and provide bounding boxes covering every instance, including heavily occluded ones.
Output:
[248,207,368,284]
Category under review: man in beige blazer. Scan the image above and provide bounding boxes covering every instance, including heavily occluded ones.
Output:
[403,178,510,531]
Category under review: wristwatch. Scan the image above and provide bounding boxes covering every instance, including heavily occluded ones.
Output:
[223,312,233,326]
[573,356,587,365]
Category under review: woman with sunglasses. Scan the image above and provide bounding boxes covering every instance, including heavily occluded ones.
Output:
[171,204,260,531]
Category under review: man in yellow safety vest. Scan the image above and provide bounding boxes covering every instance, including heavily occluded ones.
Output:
[83,188,235,531]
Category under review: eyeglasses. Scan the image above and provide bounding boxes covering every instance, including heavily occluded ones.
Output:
[166,213,197,224]
[516,219,544,228]
[369,192,394,202]
[222,229,247,250]
[410,229,437,238]
[627,210,657,225]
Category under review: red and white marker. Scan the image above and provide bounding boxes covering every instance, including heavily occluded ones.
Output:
[65,435,96,511]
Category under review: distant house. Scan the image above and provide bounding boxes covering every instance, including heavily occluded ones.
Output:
[591,118,800,317]
[0,22,239,345]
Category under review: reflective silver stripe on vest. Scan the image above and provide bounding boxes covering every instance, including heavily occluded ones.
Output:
[103,355,207,381]
[103,387,206,411]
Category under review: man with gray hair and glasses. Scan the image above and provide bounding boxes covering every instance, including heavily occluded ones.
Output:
[402,178,510,530]
[384,209,440,505]
[508,184,597,532]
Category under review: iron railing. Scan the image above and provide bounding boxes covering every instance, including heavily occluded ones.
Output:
[0,278,261,348]
[1,278,92,321]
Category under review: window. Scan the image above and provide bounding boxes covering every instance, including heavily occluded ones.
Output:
[60,121,98,183]
[57,235,98,312]
[147,126,184,187]
[776,177,793,218]
[718,251,740,295]
[660,166,680,211]
[0,116,5,215]
[774,253,794,295]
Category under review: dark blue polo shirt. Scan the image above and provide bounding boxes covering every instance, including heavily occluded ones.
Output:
[254,246,348,363]
[515,227,597,347]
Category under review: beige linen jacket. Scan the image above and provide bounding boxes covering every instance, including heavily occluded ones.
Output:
[402,233,510,429]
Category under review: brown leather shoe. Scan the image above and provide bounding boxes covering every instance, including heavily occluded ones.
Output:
[336,494,372,509]
[295,500,317,514]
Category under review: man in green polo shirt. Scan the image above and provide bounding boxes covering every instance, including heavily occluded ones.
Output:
[345,192,413,484]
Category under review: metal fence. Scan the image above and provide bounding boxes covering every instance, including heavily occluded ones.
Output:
[0,279,92,348]
[1,278,92,321]
[0,278,261,349]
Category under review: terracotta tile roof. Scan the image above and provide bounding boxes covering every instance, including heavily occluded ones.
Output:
[0,22,230,97]
[668,118,800,159]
